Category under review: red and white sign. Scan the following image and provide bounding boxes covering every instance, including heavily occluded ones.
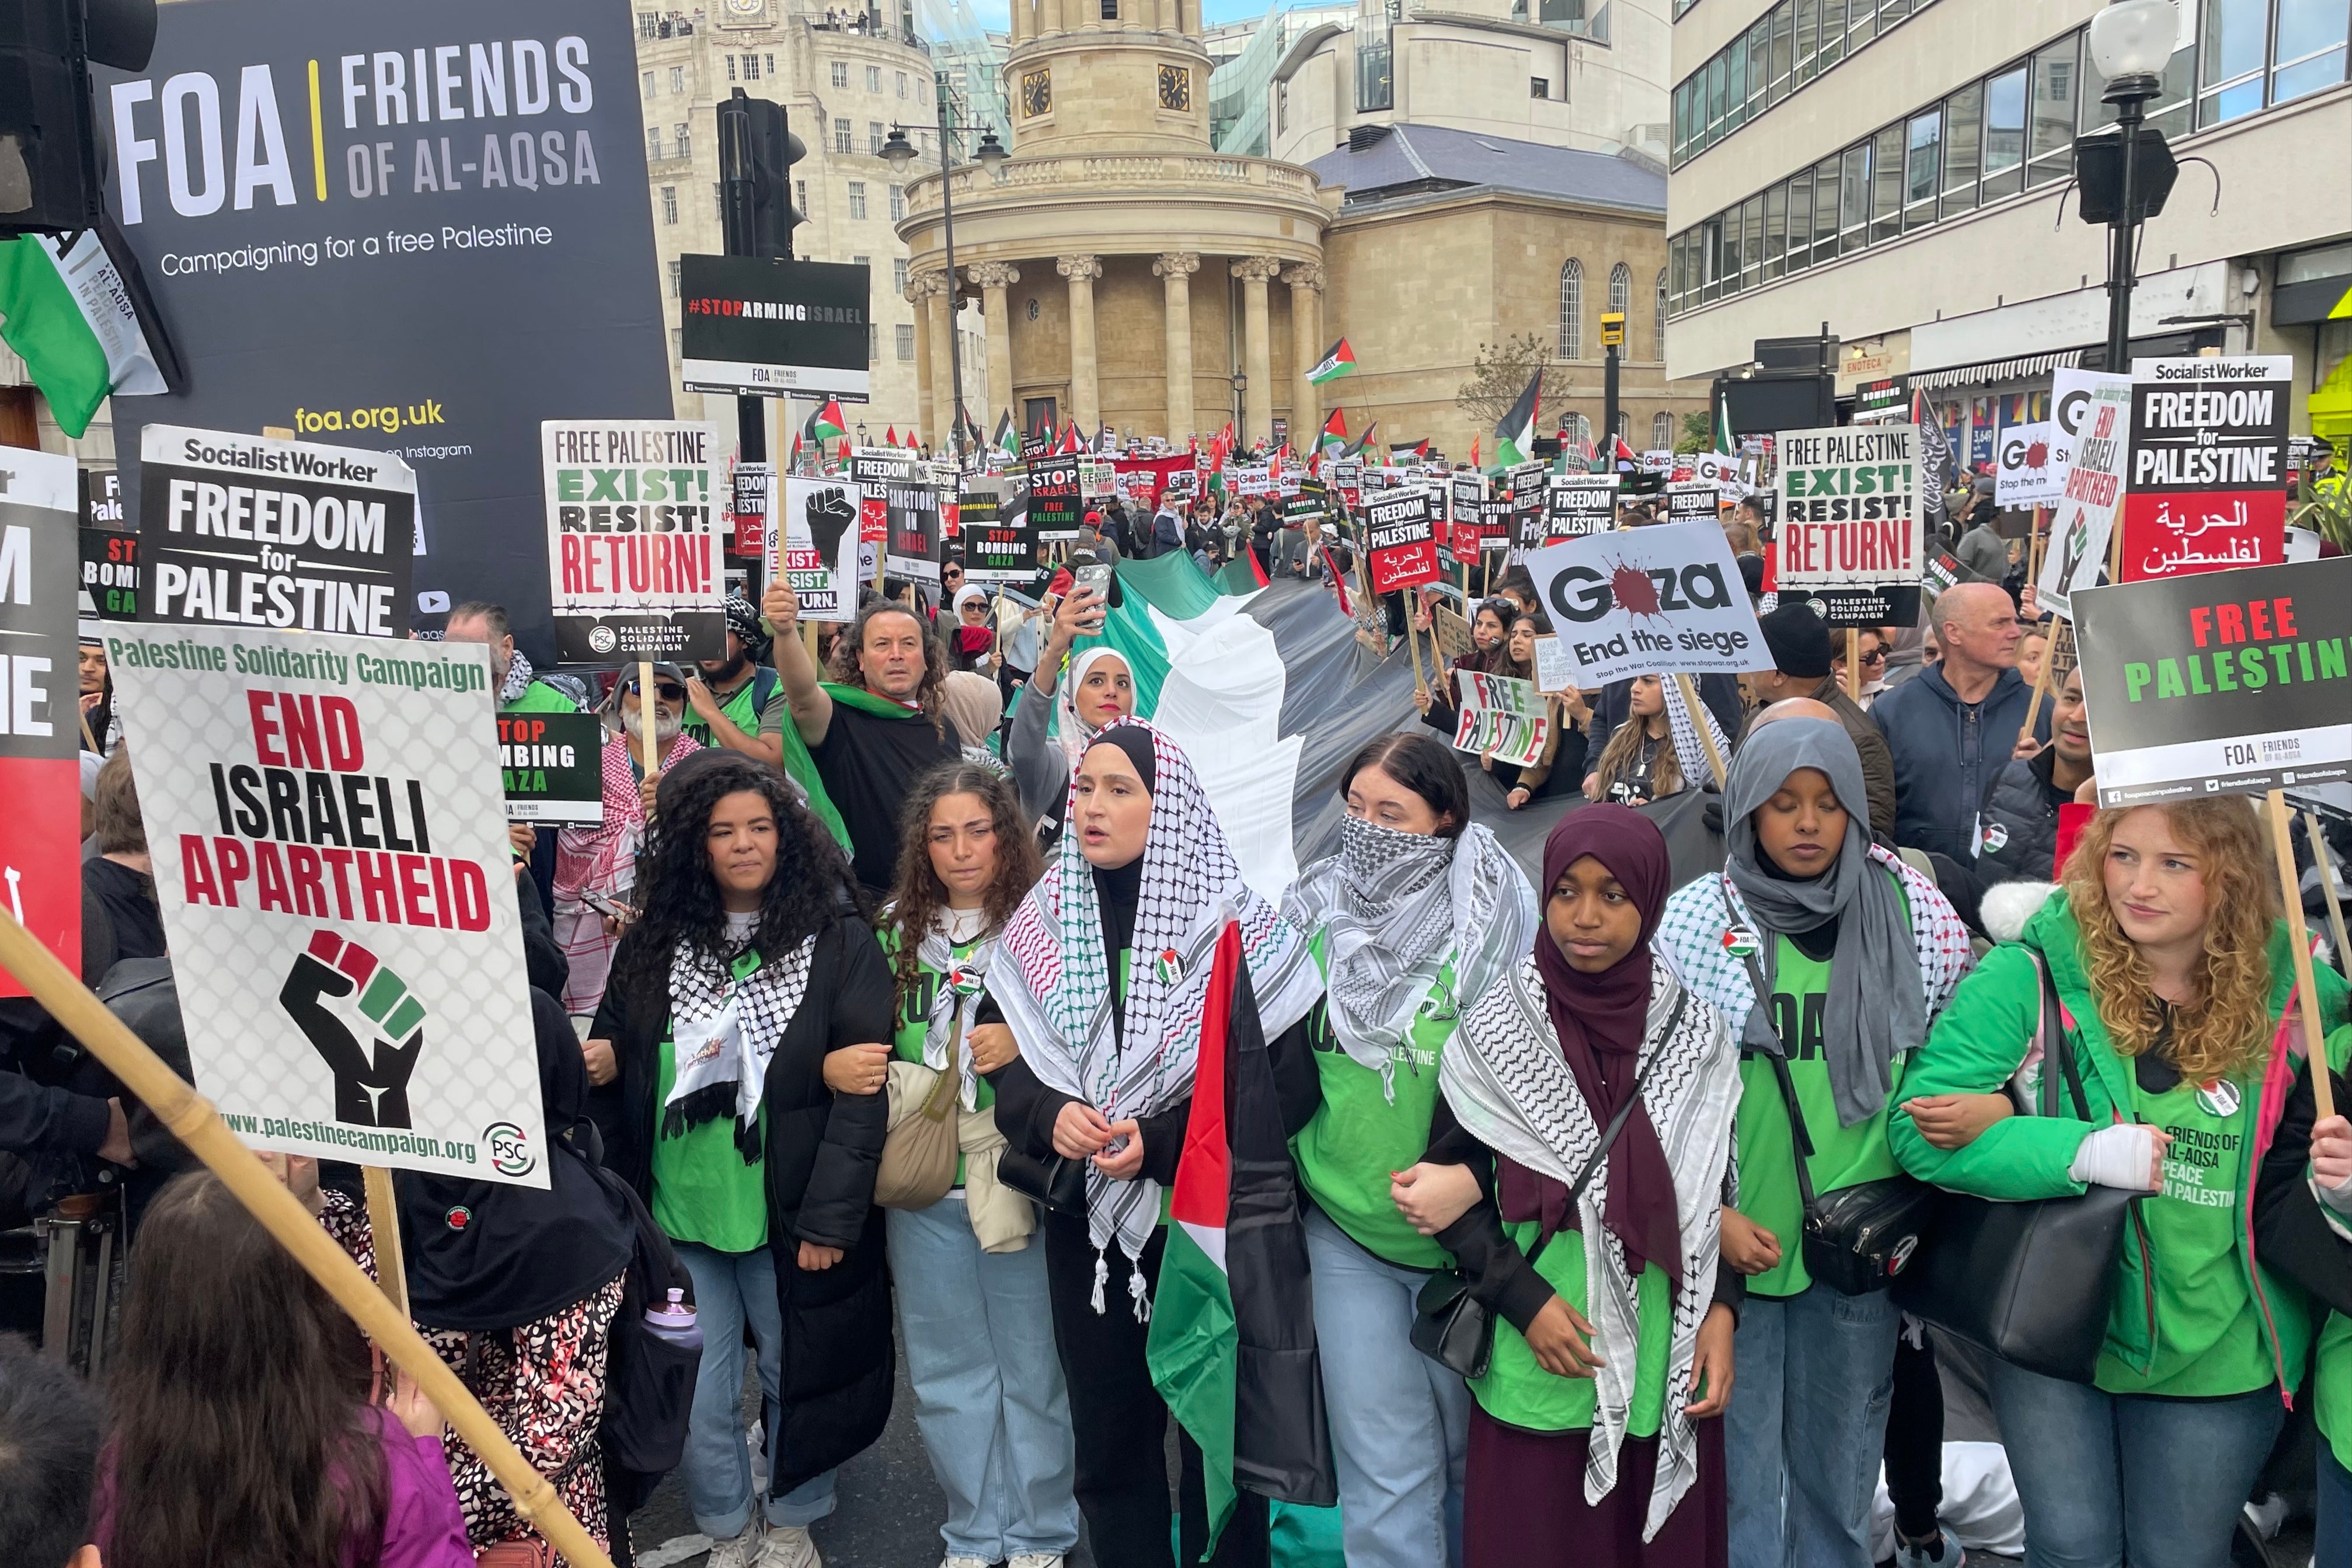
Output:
[1365,489,1441,593]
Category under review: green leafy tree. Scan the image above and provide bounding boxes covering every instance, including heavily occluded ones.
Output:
[1674,411,1713,454]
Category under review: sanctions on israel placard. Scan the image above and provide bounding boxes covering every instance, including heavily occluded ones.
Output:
[2074,555,2352,807]
[106,622,546,1185]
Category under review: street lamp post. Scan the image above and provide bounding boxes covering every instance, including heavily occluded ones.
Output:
[885,106,1008,468]
[2085,0,2181,370]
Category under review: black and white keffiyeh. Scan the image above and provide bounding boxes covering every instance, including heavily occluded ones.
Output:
[666,934,819,1159]
[1282,815,1535,1100]
[992,719,1322,1305]
[1440,954,1739,1540]
[918,919,995,1112]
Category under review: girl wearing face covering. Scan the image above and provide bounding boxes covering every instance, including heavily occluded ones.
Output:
[321,988,640,1556]
[980,719,1326,1568]
[1653,718,1973,1568]
[1419,806,1742,1568]
[1278,733,1537,1568]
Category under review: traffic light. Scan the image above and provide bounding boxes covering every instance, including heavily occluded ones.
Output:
[717,89,807,260]
[0,0,157,238]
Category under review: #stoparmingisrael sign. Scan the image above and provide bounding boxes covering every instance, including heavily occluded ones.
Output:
[678,255,872,401]
[2074,555,2352,807]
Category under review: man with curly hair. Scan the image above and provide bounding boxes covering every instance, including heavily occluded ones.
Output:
[762,582,961,894]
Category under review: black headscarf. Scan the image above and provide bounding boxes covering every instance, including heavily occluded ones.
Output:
[395,988,636,1332]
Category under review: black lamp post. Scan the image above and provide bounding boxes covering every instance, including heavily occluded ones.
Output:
[2083,1,2182,370]
[884,107,1008,466]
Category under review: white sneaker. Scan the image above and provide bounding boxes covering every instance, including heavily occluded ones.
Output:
[940,1557,992,1568]
[751,1524,821,1568]
[703,1524,763,1568]
[1009,1556,1067,1568]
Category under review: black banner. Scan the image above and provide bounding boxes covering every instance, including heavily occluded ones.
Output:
[499,711,604,824]
[1545,475,1618,542]
[679,254,872,400]
[1029,456,1082,542]
[961,490,1035,585]
[80,528,140,619]
[884,480,943,586]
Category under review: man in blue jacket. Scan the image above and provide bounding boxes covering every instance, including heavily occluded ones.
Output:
[1872,581,2047,862]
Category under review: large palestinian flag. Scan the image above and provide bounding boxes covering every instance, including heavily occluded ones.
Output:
[1306,337,1355,385]
[1148,919,1336,1550]
[1493,370,1541,468]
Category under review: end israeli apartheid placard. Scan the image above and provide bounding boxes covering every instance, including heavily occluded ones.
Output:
[2074,555,2352,807]
[2037,370,2134,619]
[139,426,416,637]
[104,623,545,1184]
[0,450,87,999]
[542,420,723,663]
[1522,521,1765,688]
[1773,423,1922,628]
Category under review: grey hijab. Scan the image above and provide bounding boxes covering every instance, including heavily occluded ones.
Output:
[1724,717,1925,1126]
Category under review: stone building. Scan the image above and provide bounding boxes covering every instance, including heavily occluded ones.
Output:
[894,0,1702,459]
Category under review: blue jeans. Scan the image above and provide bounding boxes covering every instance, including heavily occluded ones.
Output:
[673,1242,838,1538]
[1304,1207,1469,1568]
[886,1196,1081,1562]
[1990,1358,2283,1568]
[1725,1283,1899,1568]
[2318,1441,2352,1568]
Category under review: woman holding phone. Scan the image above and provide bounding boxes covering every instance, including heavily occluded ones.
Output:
[1006,579,1137,848]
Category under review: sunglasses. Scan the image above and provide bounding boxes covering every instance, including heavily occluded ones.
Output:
[1855,647,1887,665]
[626,680,688,702]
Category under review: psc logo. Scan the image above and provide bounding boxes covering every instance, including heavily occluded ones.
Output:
[587,624,618,654]
[485,1121,539,1178]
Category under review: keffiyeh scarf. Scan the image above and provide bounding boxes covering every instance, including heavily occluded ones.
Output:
[1281,816,1536,1100]
[665,932,820,1160]
[1440,956,1739,1540]
[918,921,995,1112]
[497,648,538,708]
[992,719,1322,1308]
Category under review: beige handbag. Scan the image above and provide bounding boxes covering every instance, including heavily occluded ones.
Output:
[876,1050,962,1210]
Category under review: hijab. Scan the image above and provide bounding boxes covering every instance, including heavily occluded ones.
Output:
[1724,717,1925,1126]
[1281,814,1535,1100]
[993,719,1320,1302]
[940,670,1004,750]
[395,989,636,1332]
[1053,647,1133,769]
[1523,806,1681,1283]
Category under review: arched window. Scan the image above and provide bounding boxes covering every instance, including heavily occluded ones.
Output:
[1654,270,1668,361]
[1570,412,1593,450]
[1608,262,1631,322]
[1651,410,1674,450]
[1557,259,1583,359]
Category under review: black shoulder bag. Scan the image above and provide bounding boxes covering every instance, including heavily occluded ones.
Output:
[1890,954,2140,1384]
[1719,888,1937,1295]
[1410,991,1682,1381]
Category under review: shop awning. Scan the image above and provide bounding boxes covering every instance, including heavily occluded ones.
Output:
[1910,350,2084,391]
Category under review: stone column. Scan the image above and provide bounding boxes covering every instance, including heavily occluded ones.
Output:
[1153,251,1200,441]
[1283,263,1326,454]
[1231,256,1283,449]
[924,274,957,448]
[905,274,939,441]
[1058,254,1104,432]
[968,262,1020,437]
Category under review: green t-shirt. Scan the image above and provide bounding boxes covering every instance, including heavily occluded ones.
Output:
[649,951,771,1253]
[1734,933,1907,1298]
[683,670,766,747]
[885,927,996,1186]
[500,678,580,715]
[2095,1068,2268,1397]
[1471,1226,1677,1435]
[1291,929,1458,1270]
[2318,1312,2352,1472]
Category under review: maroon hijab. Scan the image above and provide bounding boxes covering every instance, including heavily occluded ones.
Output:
[1503,804,1682,1284]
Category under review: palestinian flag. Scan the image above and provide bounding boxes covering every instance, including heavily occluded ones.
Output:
[884,424,900,447]
[1614,434,1639,470]
[1389,438,1428,463]
[905,427,922,451]
[1493,370,1541,468]
[1713,398,1735,456]
[811,399,846,442]
[1318,408,1347,455]
[995,409,1019,457]
[1148,921,1337,1550]
[1305,337,1356,386]
[0,231,172,438]
[1341,421,1376,460]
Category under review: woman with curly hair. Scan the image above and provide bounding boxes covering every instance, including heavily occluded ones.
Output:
[1892,797,2351,1568]
[878,762,1079,1568]
[586,751,897,1568]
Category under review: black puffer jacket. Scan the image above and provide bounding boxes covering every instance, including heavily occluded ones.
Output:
[590,913,894,1494]
[1975,747,2065,886]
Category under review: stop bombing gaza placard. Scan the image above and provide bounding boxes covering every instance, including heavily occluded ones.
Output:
[104,621,546,1184]
[542,420,723,663]
[2074,555,2352,807]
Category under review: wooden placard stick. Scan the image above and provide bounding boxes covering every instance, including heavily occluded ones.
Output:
[1405,604,1428,701]
[636,659,661,788]
[0,909,614,1568]
[361,1166,409,1316]
[1672,671,1729,791]
[2267,790,2336,1120]
[2306,809,2351,981]
[1845,629,1862,703]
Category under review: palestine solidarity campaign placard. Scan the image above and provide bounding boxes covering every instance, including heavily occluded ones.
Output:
[105,623,545,1184]
[543,421,723,663]
[1772,423,1923,627]
[2074,555,2352,806]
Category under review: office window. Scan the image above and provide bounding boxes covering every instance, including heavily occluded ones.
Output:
[2201,0,2270,126]
[668,259,682,297]
[888,184,904,220]
[1813,153,1841,261]
[2027,40,2079,188]
[1768,3,1796,106]
[674,123,691,159]
[1707,52,1728,138]
[744,54,761,80]
[1558,259,1583,358]
[2276,0,2351,104]
[1747,16,1771,116]
[796,179,808,212]
[898,71,910,98]
[1981,65,2026,201]
[1783,169,1813,272]
[847,181,866,218]
[647,127,663,159]
[642,71,656,99]
[1672,81,1693,159]
[1793,0,1820,84]
[661,185,678,223]
[1942,81,1981,214]
[894,257,908,292]
[832,61,850,88]
[1532,76,1549,98]
[727,55,737,81]
[852,254,869,267]
[1904,108,1940,230]
[1740,194,1764,288]
[1654,270,1668,357]
[870,122,887,154]
[1870,124,1903,243]
[1838,141,1871,255]
[867,65,882,92]
[897,324,918,361]
[835,118,852,153]
[1725,32,1748,131]
[1763,183,1787,279]
[1653,411,1674,448]
[1848,0,1877,47]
